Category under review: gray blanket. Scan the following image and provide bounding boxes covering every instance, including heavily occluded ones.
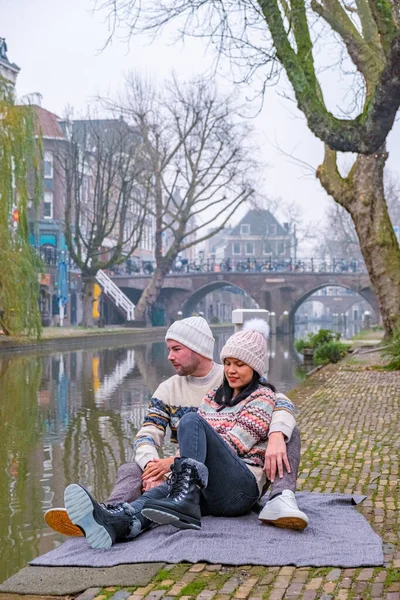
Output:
[30,493,383,568]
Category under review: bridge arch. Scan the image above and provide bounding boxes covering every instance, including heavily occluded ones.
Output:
[288,283,378,328]
[182,281,259,318]
[111,271,378,327]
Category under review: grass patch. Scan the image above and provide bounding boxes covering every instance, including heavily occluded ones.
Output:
[312,567,332,578]
[352,329,375,340]
[155,582,174,591]
[97,587,122,599]
[208,572,231,590]
[345,357,365,366]
[169,564,191,580]
[154,568,173,582]
[385,568,400,586]
[382,329,400,370]
[178,580,208,597]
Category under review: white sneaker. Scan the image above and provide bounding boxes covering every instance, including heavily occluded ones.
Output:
[258,490,309,530]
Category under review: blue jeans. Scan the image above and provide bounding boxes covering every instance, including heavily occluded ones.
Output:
[129,412,259,518]
[178,411,259,516]
[109,429,301,505]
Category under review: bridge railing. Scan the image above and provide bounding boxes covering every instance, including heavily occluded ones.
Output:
[108,257,368,276]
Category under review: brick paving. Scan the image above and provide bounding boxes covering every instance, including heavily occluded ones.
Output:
[11,349,400,600]
[78,353,400,600]
[84,350,400,600]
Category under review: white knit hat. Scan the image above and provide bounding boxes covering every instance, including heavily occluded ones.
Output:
[165,316,215,359]
[220,318,269,376]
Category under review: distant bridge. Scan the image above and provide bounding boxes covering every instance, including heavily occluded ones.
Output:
[37,248,377,326]
[299,294,371,315]
[112,269,378,327]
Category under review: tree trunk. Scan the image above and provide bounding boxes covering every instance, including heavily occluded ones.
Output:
[318,146,400,336]
[81,277,97,328]
[134,260,174,324]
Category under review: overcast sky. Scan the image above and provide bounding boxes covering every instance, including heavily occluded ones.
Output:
[3,0,400,245]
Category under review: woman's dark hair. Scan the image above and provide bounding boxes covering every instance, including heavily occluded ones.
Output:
[214,370,276,408]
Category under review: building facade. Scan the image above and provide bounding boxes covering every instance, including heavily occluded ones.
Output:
[27,106,83,326]
[0,38,20,87]
[206,209,296,264]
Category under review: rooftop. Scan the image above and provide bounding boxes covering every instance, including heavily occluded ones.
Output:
[31,105,65,139]
[230,208,289,236]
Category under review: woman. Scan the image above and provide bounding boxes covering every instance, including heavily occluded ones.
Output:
[63,319,276,549]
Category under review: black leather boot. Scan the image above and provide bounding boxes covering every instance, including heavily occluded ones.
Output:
[141,458,208,530]
[64,484,150,549]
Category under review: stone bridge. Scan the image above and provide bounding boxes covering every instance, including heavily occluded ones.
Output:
[299,294,371,315]
[112,271,378,327]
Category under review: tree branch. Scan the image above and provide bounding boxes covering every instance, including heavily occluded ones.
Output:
[316,145,353,209]
[368,0,398,54]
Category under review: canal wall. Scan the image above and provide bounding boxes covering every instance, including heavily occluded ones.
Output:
[0,325,233,355]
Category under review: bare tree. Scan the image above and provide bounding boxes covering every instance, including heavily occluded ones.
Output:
[59,116,148,326]
[316,171,400,262]
[114,75,256,323]
[315,203,364,262]
[95,0,400,333]
[386,172,400,228]
[96,0,400,155]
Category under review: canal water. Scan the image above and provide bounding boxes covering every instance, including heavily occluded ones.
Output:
[0,326,334,582]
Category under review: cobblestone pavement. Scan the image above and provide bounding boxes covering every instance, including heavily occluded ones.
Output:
[10,350,400,600]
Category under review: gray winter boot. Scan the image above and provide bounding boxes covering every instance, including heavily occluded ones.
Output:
[64,484,150,549]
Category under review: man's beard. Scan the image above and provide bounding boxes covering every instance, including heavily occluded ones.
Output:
[173,352,201,376]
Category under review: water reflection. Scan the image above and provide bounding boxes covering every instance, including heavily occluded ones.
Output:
[0,356,44,581]
[295,319,363,340]
[0,331,304,583]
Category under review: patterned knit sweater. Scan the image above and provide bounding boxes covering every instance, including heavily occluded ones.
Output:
[198,385,275,494]
[134,363,296,473]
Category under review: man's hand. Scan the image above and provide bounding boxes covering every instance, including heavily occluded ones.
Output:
[263,431,291,482]
[142,457,174,482]
[142,476,165,492]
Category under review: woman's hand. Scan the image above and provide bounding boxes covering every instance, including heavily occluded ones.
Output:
[263,432,291,482]
[142,457,174,482]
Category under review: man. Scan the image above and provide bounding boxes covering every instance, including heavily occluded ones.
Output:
[45,317,308,535]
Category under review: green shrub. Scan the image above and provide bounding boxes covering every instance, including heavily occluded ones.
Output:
[314,341,348,365]
[310,329,340,347]
[383,329,400,370]
[294,338,308,353]
[294,329,340,354]
[295,329,347,365]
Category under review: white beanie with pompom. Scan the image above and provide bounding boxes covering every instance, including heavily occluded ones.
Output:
[220,318,269,377]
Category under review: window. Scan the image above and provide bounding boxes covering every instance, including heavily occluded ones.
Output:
[44,151,53,179]
[44,192,53,219]
[240,224,250,235]
[269,224,277,235]
[232,242,241,255]
[245,242,254,255]
[277,242,285,255]
[263,241,273,255]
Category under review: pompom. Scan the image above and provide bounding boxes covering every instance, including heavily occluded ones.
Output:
[242,318,270,340]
